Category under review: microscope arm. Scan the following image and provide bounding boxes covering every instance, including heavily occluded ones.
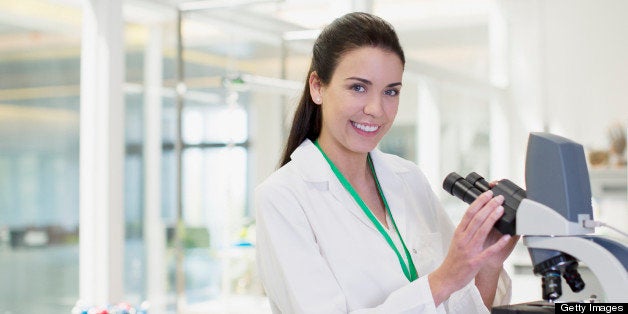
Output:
[517,198,628,302]
[523,236,628,302]
[517,198,593,236]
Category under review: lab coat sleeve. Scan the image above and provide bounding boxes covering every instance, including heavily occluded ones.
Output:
[256,180,445,314]
[256,181,348,313]
[492,268,512,306]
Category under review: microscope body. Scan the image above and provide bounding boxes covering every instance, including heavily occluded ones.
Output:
[518,199,628,302]
[521,133,627,303]
[443,132,628,306]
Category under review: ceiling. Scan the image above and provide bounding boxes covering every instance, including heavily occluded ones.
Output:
[0,0,494,152]
[0,0,493,73]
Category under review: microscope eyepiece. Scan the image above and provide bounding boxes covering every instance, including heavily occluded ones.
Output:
[465,172,491,192]
[442,172,521,235]
[443,172,483,204]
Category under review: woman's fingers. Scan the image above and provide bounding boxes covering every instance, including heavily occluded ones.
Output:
[480,233,512,259]
[471,204,504,244]
[458,190,493,232]
[463,194,504,237]
[450,191,512,279]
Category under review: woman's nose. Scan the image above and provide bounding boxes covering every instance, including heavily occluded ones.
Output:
[363,96,384,117]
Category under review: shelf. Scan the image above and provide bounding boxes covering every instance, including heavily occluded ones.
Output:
[589,168,627,199]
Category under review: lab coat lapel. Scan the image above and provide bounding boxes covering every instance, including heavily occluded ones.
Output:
[369,149,409,240]
[290,140,379,232]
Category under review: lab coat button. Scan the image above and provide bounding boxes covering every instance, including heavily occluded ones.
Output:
[412,248,417,254]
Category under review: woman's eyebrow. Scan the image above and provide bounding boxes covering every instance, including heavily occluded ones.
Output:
[345,77,402,87]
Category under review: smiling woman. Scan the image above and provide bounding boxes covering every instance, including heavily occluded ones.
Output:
[255,12,517,314]
[2,0,626,312]
[310,47,403,158]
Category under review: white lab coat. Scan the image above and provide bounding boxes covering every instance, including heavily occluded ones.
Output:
[255,139,511,313]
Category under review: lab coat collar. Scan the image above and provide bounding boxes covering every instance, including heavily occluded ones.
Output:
[290,139,411,238]
[369,148,410,239]
[290,139,337,183]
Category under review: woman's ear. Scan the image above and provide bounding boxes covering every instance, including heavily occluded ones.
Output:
[309,71,323,105]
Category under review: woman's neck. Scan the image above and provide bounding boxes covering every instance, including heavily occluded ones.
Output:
[316,138,370,184]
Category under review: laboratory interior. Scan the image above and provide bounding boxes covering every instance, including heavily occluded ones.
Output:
[0,0,626,313]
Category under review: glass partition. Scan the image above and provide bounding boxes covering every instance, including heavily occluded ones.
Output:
[0,1,503,313]
[0,1,81,312]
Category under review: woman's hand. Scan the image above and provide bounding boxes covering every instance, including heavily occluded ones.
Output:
[428,190,513,306]
[475,228,519,308]
[482,228,519,269]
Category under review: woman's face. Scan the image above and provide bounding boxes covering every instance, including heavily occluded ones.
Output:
[311,46,403,157]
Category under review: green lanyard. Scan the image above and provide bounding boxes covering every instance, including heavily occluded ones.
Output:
[314,140,418,282]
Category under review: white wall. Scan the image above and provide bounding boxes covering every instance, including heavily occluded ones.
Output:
[504,0,628,181]
[502,1,628,302]
[543,1,628,145]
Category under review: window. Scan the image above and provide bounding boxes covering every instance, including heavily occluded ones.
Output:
[0,2,81,312]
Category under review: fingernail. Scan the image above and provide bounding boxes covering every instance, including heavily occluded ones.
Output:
[497,206,504,213]
[495,195,505,203]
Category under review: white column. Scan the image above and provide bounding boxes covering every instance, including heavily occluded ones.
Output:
[500,0,546,181]
[79,0,125,306]
[489,101,510,179]
[416,78,440,187]
[489,0,510,180]
[249,93,284,188]
[143,25,166,313]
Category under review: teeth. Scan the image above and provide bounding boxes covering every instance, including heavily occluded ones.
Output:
[352,121,379,132]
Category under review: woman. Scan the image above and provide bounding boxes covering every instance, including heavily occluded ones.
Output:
[255,12,518,313]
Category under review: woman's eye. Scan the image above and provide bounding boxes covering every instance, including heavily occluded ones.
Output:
[385,89,399,96]
[351,84,366,92]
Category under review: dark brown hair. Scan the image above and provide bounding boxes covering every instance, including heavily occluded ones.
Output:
[279,12,405,166]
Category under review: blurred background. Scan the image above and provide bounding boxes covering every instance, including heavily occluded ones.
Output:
[0,0,626,313]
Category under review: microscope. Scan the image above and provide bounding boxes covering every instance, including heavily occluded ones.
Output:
[443,132,628,312]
